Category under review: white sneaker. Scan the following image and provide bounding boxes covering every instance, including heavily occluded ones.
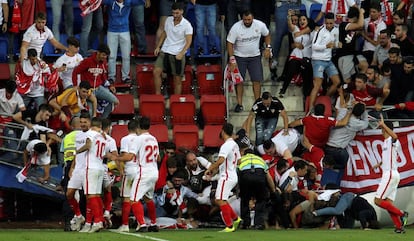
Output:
[79,223,91,233]
[70,215,85,231]
[117,224,129,233]
[104,212,112,228]
[89,222,104,233]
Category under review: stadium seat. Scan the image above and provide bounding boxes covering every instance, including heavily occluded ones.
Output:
[114,63,132,90]
[305,95,333,117]
[149,124,169,143]
[173,124,199,152]
[139,94,165,124]
[0,64,11,88]
[136,64,155,95]
[300,4,307,17]
[196,64,223,95]
[203,125,224,148]
[168,65,193,95]
[0,37,8,62]
[111,93,135,120]
[310,3,323,26]
[200,95,226,125]
[169,94,196,126]
[111,124,129,148]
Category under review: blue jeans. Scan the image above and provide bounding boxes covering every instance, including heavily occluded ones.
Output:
[195,4,217,51]
[80,8,103,56]
[23,95,45,110]
[226,0,251,31]
[273,3,300,59]
[315,193,355,216]
[255,117,278,145]
[94,86,119,118]
[107,31,131,80]
[51,0,73,42]
[131,4,147,53]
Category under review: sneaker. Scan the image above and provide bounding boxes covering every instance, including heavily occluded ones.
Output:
[89,222,104,233]
[117,224,130,232]
[108,78,115,85]
[79,223,92,233]
[401,211,409,228]
[219,226,235,232]
[394,228,406,234]
[70,215,85,231]
[122,78,131,84]
[136,224,148,232]
[197,47,204,56]
[210,47,220,55]
[148,224,159,232]
[233,217,242,230]
[234,104,244,113]
[104,212,112,228]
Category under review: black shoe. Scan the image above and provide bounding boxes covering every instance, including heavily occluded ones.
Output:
[122,78,131,84]
[197,47,204,56]
[234,104,244,113]
[270,67,278,82]
[148,225,159,232]
[279,89,286,98]
[210,47,220,55]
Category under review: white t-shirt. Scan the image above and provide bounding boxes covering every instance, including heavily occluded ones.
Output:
[161,16,193,55]
[227,19,269,57]
[26,139,51,165]
[120,133,139,172]
[279,166,299,191]
[0,89,25,115]
[363,18,386,52]
[217,138,240,181]
[23,24,54,58]
[290,26,312,59]
[54,53,84,89]
[85,129,107,170]
[130,132,159,176]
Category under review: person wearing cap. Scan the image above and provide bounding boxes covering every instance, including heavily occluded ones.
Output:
[237,143,276,230]
[245,91,289,145]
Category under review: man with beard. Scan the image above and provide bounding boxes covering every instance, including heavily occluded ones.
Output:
[227,10,271,113]
[153,2,193,95]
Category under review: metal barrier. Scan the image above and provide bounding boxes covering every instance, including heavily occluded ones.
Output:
[0,113,28,165]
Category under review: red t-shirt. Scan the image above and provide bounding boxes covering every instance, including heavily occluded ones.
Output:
[302,115,337,148]
[352,85,383,106]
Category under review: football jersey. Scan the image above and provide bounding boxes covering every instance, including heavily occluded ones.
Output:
[130,132,159,175]
[120,133,139,171]
[84,129,107,170]
[74,131,88,172]
[381,137,401,172]
[218,138,240,180]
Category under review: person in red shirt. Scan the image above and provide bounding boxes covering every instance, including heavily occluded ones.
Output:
[72,44,119,118]
[348,73,390,118]
[289,103,351,148]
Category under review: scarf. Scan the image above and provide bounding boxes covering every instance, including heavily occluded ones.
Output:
[381,0,393,26]
[325,0,346,15]
[367,17,383,40]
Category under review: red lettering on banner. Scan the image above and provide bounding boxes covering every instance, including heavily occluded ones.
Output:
[340,126,414,194]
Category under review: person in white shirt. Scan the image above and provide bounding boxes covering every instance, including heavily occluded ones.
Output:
[0,80,25,118]
[153,2,193,95]
[76,117,108,233]
[309,13,341,111]
[227,10,272,113]
[53,37,83,90]
[128,117,160,232]
[19,12,67,62]
[314,0,358,26]
[16,48,50,109]
[111,119,140,233]
[361,2,387,64]
[205,123,242,232]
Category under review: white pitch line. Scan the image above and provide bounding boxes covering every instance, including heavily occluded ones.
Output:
[109,229,171,241]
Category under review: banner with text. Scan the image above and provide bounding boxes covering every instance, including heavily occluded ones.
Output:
[341,125,414,194]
